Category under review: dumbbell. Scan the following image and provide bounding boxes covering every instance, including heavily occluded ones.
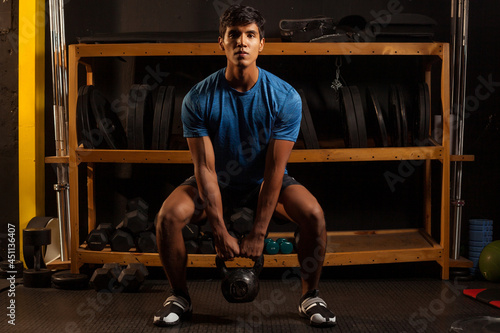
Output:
[90,263,148,292]
[118,209,148,234]
[199,232,216,254]
[86,223,114,251]
[229,207,254,238]
[136,231,157,253]
[276,238,294,254]
[183,223,200,254]
[23,228,52,288]
[110,229,135,252]
[90,263,122,292]
[264,238,279,255]
[118,263,148,292]
[126,197,149,216]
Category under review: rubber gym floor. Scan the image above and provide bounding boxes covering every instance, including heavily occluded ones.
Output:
[1,263,499,333]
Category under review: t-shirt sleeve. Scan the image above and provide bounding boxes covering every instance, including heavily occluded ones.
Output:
[181,88,209,138]
[272,88,302,142]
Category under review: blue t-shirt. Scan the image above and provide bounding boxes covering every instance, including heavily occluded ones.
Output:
[182,67,302,192]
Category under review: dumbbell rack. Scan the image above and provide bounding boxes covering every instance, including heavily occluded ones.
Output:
[53,41,469,279]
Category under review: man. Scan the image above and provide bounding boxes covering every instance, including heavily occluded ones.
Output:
[154,5,336,328]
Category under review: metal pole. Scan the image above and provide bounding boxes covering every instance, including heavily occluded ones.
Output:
[450,0,469,260]
[48,0,71,262]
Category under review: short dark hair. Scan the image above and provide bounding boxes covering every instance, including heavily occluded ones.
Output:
[219,5,265,39]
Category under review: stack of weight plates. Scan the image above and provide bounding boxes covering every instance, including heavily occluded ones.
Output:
[468,219,493,275]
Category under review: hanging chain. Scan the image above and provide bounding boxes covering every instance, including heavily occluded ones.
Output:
[330,56,343,99]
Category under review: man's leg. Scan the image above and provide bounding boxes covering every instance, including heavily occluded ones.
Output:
[156,184,205,293]
[154,184,205,326]
[276,184,336,327]
[275,184,327,295]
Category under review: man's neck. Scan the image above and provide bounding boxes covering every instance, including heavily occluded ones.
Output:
[225,64,259,92]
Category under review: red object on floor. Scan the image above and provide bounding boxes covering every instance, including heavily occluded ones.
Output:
[463,288,500,309]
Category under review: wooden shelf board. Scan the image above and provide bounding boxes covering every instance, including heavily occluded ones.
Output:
[72,42,444,58]
[45,156,69,164]
[77,229,442,268]
[450,155,474,162]
[75,146,445,164]
[449,256,473,268]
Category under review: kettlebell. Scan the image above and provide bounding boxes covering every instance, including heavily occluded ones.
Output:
[216,255,264,303]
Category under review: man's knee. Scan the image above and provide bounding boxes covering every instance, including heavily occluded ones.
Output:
[302,203,326,236]
[156,204,192,233]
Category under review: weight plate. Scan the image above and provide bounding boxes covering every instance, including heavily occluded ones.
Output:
[152,86,167,150]
[414,83,426,144]
[350,86,368,148]
[389,85,402,147]
[298,89,320,149]
[340,86,360,148]
[78,85,96,148]
[396,85,408,147]
[367,88,389,147]
[422,82,431,142]
[43,217,61,266]
[51,270,89,290]
[23,216,54,269]
[159,86,176,150]
[90,87,127,149]
[127,84,141,149]
[135,85,154,150]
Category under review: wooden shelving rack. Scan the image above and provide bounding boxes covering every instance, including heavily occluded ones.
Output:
[64,42,452,279]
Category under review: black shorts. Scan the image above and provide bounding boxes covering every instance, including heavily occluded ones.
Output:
[179,174,301,216]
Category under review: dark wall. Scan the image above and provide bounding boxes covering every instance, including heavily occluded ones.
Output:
[0,0,18,261]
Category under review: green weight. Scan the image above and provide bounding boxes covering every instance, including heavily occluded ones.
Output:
[264,238,273,245]
[276,238,287,245]
[265,240,279,255]
[279,240,293,254]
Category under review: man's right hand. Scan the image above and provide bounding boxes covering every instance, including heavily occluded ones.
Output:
[213,230,240,260]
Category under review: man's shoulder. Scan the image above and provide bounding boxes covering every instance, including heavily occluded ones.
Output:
[259,68,296,95]
[193,69,224,92]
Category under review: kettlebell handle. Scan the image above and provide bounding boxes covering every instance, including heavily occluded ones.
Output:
[215,255,264,276]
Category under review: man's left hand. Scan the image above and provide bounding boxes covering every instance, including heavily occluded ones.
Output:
[239,232,265,261]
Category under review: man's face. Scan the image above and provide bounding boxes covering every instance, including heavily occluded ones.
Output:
[219,23,265,68]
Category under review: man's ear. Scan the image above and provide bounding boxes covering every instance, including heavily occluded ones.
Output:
[218,36,225,51]
[259,38,265,52]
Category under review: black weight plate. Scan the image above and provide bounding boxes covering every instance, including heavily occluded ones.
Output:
[83,85,100,148]
[298,89,312,148]
[396,85,408,147]
[80,85,96,148]
[340,86,359,148]
[350,86,368,148]
[135,85,154,150]
[152,86,167,150]
[90,87,127,149]
[159,86,175,150]
[389,85,402,147]
[367,88,389,147]
[298,89,320,149]
[422,82,431,142]
[76,85,90,148]
[127,84,141,149]
[51,270,89,290]
[415,83,426,144]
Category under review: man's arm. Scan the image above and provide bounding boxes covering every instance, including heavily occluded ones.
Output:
[240,138,295,259]
[187,136,240,259]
